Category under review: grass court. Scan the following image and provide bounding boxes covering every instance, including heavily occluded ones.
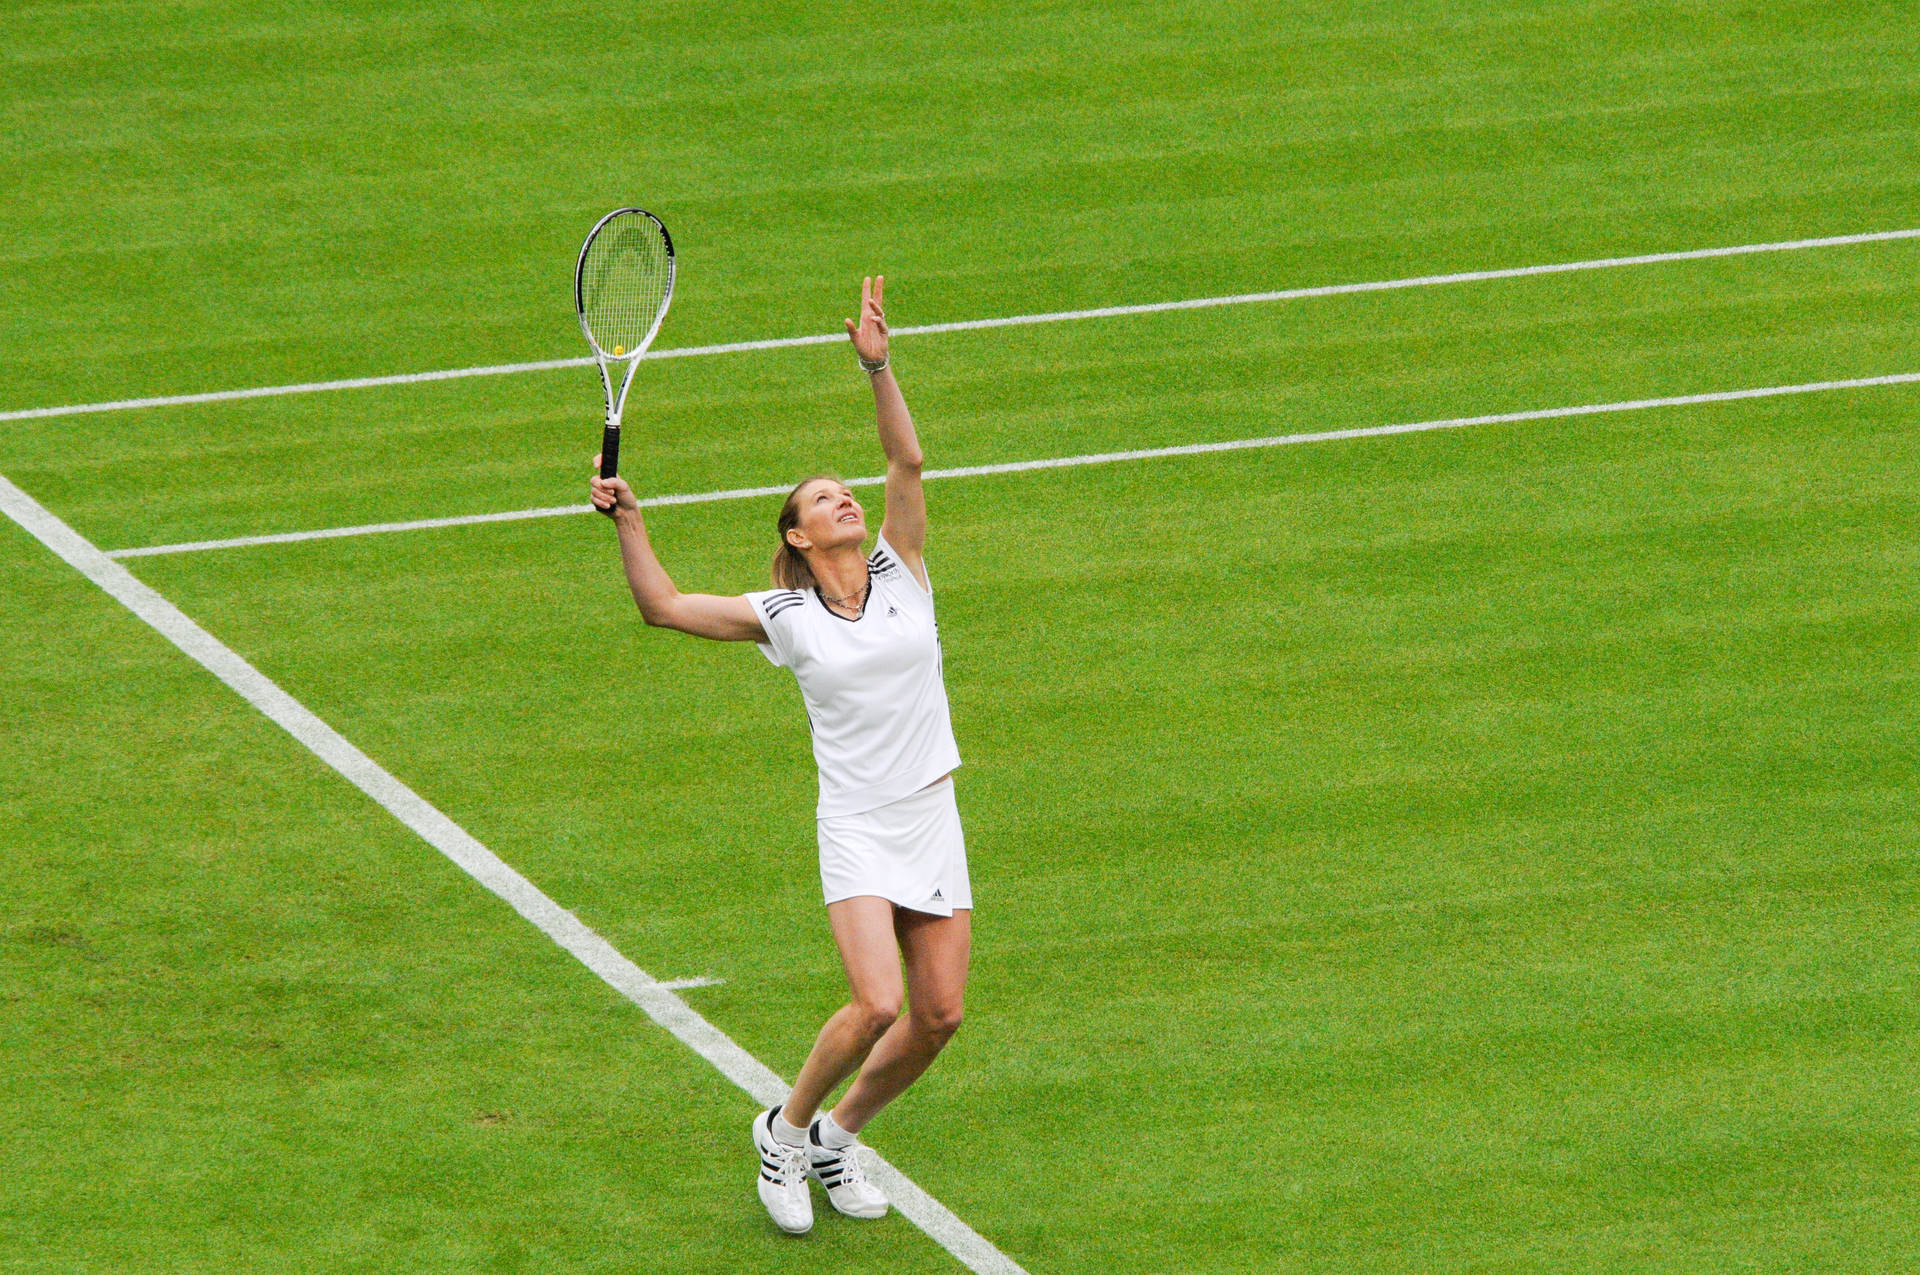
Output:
[4,2,1918,1270]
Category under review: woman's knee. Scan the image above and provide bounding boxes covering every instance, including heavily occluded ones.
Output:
[851,996,902,1042]
[913,1000,963,1043]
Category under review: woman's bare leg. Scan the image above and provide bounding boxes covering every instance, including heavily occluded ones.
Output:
[830,907,970,1132]
[783,896,905,1128]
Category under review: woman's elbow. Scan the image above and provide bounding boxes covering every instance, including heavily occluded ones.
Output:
[636,593,680,628]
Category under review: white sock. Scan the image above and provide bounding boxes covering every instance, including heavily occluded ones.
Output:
[813,1110,857,1149]
[771,1109,808,1148]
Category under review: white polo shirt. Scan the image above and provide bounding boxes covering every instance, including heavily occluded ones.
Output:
[747,536,962,818]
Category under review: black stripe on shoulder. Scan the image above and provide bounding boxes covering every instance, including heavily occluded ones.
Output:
[764,600,804,620]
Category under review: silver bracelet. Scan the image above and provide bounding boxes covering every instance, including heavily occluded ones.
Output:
[858,354,889,374]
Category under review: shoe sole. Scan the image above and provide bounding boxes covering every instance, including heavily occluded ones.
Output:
[826,1196,889,1220]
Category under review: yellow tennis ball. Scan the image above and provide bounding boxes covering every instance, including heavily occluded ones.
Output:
[614,345,625,356]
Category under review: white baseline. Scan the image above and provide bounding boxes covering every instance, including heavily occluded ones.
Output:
[6,225,1918,424]
[0,473,1029,1275]
[106,369,1920,559]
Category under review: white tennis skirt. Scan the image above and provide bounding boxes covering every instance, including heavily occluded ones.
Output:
[817,777,972,916]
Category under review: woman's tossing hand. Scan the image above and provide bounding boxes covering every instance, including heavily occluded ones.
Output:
[590,454,638,513]
[845,274,889,365]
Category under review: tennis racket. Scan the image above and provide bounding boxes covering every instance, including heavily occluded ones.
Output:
[574,208,675,507]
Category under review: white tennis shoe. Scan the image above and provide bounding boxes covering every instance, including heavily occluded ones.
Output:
[752,1108,814,1234]
[808,1124,889,1218]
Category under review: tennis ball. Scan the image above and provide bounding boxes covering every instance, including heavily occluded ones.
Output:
[614,345,625,355]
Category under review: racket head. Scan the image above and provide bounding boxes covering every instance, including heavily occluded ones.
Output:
[574,208,676,360]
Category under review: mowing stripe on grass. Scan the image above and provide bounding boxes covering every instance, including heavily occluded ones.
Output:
[7,226,1918,424]
[104,369,1920,559]
[0,472,1031,1275]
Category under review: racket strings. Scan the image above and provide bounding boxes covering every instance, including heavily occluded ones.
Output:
[580,213,672,356]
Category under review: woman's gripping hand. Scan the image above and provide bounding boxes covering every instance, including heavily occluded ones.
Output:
[590,455,639,514]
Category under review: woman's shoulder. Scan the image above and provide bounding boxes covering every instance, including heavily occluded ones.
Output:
[869,536,933,599]
[746,588,810,631]
[867,540,909,583]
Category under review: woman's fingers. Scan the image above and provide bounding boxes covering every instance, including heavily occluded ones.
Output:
[847,275,891,357]
[590,476,637,510]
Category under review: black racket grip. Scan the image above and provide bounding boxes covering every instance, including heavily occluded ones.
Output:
[598,425,621,516]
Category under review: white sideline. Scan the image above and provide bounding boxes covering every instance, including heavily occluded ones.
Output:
[0,473,1029,1275]
[105,369,1920,559]
[6,225,1918,425]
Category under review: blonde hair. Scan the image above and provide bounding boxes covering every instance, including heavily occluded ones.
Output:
[771,474,843,590]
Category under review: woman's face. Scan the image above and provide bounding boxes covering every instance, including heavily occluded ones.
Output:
[790,479,867,551]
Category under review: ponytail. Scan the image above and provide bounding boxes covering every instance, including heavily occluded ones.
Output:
[772,541,814,590]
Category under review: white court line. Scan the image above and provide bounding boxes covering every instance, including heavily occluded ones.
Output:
[0,472,1028,1275]
[106,369,1920,559]
[7,225,1919,424]
[109,483,801,558]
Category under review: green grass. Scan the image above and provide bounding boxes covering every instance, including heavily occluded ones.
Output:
[5,1,1920,1271]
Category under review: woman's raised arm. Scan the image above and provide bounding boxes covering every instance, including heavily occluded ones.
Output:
[847,275,928,580]
[591,460,767,642]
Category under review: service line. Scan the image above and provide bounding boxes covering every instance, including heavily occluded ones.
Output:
[0,473,1029,1275]
[106,369,1920,559]
[6,226,1918,425]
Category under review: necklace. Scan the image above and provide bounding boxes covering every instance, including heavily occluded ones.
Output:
[818,575,871,614]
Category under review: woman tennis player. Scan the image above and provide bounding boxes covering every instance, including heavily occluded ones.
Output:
[589,275,969,1235]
